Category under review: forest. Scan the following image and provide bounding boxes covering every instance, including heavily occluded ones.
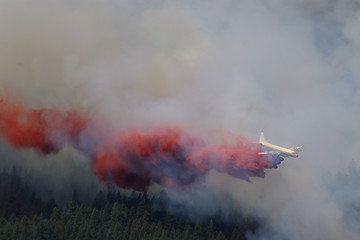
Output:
[0,168,259,240]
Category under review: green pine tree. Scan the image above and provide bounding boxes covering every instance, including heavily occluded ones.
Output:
[193,220,204,240]
[207,220,215,240]
[215,232,227,240]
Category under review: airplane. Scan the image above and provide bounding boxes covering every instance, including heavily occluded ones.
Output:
[258,132,302,158]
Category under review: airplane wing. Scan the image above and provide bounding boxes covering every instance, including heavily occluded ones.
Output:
[258,151,279,155]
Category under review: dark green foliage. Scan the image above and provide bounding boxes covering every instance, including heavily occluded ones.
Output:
[0,169,257,240]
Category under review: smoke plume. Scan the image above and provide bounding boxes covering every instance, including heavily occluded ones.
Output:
[1,0,360,239]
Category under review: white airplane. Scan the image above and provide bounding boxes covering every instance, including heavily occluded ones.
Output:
[258,132,302,158]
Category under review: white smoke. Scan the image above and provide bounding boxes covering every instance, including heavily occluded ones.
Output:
[1,0,360,239]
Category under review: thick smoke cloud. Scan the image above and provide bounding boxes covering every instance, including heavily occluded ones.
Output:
[1,0,360,239]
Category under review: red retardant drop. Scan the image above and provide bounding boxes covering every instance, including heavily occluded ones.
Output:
[0,97,283,191]
[0,97,88,154]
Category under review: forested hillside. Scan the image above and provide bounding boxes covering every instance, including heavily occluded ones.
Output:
[0,168,258,240]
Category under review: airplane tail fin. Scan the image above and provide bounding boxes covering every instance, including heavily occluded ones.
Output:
[259,132,268,143]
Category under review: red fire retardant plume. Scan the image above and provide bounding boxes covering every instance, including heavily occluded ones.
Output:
[0,97,88,154]
[0,97,283,191]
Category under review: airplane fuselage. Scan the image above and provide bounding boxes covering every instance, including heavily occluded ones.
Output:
[258,132,302,158]
[259,142,299,157]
